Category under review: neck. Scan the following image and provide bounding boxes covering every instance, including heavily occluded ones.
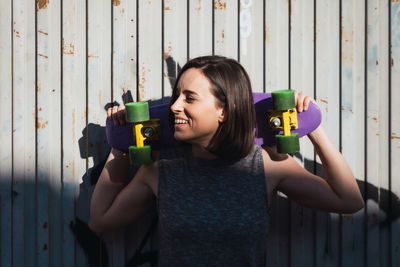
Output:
[191,144,217,159]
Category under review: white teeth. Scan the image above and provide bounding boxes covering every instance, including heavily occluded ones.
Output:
[175,119,188,124]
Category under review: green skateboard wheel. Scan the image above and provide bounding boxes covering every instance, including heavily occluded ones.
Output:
[276,133,300,154]
[125,102,150,123]
[129,145,153,166]
[271,90,296,110]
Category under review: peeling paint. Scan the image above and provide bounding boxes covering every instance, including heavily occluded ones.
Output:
[37,0,49,10]
[214,0,226,10]
[62,38,75,55]
[113,0,121,6]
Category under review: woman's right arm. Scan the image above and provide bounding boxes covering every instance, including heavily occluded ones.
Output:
[89,148,157,232]
[89,105,157,232]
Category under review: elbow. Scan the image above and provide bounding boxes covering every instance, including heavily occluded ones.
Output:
[343,198,365,214]
[89,216,107,233]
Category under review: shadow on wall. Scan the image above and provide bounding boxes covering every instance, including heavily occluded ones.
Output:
[68,55,400,266]
[71,119,400,267]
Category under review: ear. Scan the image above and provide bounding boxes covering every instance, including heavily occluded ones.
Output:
[217,108,227,123]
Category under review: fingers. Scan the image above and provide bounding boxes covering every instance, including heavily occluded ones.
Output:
[294,91,316,112]
[107,105,126,125]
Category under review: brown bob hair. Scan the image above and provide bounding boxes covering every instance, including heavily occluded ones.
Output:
[168,55,256,161]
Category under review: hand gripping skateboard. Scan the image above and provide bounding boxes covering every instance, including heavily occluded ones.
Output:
[106,90,322,165]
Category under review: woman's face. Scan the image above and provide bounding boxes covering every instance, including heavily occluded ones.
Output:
[170,68,225,147]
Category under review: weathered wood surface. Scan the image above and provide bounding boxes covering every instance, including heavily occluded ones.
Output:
[0,0,399,266]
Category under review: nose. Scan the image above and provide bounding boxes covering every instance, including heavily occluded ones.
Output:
[170,95,183,113]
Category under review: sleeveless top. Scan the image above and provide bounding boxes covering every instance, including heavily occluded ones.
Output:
[157,145,270,267]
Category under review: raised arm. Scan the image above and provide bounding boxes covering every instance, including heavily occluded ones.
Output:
[263,91,364,213]
[89,105,157,232]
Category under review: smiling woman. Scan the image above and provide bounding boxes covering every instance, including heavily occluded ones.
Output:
[89,55,364,267]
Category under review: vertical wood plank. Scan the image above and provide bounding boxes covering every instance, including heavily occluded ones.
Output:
[391,2,400,266]
[265,0,289,91]
[62,0,87,265]
[163,0,188,98]
[214,0,239,59]
[87,0,113,265]
[12,0,36,266]
[340,0,366,266]
[37,0,62,266]
[366,0,390,267]
[189,0,213,58]
[265,1,290,265]
[0,0,12,266]
[112,0,137,103]
[111,1,137,265]
[290,0,315,265]
[240,0,263,92]
[138,0,162,102]
[315,1,341,266]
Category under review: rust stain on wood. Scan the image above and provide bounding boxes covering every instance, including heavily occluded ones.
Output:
[265,25,270,44]
[392,135,400,140]
[121,8,125,14]
[14,30,21,38]
[195,0,202,11]
[88,54,99,58]
[37,118,48,129]
[38,53,48,59]
[376,60,379,65]
[392,0,400,2]
[320,99,328,104]
[138,67,149,101]
[214,0,226,10]
[372,117,378,122]
[113,0,121,6]
[62,38,75,55]
[37,0,49,10]
[38,30,48,35]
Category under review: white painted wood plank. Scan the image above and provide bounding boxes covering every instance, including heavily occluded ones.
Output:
[366,1,390,267]
[12,0,36,266]
[214,0,239,60]
[111,1,137,265]
[265,0,289,91]
[87,1,113,266]
[163,0,188,99]
[391,2,400,266]
[264,1,291,264]
[62,0,88,265]
[138,0,163,102]
[112,0,137,104]
[37,0,62,266]
[289,0,315,265]
[340,0,366,266]
[240,0,263,92]
[315,1,341,266]
[189,0,213,58]
[0,0,12,266]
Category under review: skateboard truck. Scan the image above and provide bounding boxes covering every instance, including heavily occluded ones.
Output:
[268,90,300,154]
[126,102,161,166]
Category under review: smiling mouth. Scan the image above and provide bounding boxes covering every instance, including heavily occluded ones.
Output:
[175,118,188,124]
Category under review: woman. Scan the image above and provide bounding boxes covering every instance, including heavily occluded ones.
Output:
[89,56,364,266]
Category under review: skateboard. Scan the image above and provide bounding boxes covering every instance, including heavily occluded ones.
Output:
[106,90,321,165]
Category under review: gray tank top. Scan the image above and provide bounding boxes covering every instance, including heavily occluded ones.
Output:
[157,145,270,266]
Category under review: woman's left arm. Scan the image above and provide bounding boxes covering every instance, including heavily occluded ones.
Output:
[266,92,364,213]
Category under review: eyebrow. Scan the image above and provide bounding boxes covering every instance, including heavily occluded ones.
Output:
[181,89,198,96]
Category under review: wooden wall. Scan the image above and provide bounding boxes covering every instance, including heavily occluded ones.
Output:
[0,0,399,266]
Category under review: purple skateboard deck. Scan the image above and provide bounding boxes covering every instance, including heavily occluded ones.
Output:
[106,92,321,151]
